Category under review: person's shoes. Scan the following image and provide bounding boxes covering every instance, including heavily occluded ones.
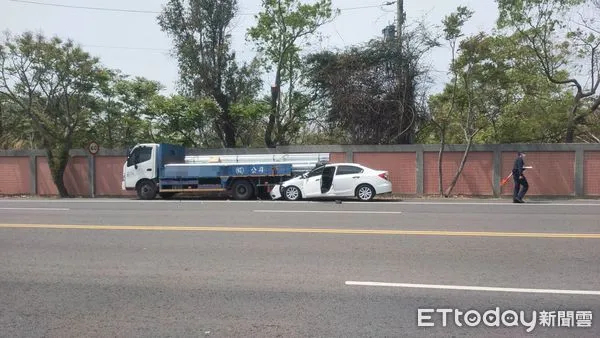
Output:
[513,199,524,203]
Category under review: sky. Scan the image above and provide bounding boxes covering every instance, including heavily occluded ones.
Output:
[0,0,499,96]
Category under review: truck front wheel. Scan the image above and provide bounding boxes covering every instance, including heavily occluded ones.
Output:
[137,180,157,200]
[232,180,254,200]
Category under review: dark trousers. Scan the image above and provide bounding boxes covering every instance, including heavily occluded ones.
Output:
[513,174,529,200]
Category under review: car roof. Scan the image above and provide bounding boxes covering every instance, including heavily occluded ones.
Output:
[313,163,368,169]
[328,163,365,167]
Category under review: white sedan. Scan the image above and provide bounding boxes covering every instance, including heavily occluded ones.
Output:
[270,163,392,201]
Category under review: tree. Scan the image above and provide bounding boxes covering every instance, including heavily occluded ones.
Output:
[464,33,571,144]
[305,20,438,144]
[428,6,473,197]
[496,0,599,142]
[158,0,263,147]
[0,31,108,197]
[90,73,161,148]
[0,96,40,149]
[148,95,223,147]
[441,33,499,197]
[247,0,337,147]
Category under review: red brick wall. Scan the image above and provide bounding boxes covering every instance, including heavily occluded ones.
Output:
[423,151,494,195]
[95,156,134,196]
[584,151,600,196]
[0,156,30,195]
[36,156,90,196]
[501,152,575,196]
[352,152,416,194]
[3,148,600,197]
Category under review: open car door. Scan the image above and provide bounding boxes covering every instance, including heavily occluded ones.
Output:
[302,166,324,198]
[321,166,336,194]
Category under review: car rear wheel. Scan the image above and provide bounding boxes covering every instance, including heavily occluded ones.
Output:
[284,186,301,201]
[356,184,375,201]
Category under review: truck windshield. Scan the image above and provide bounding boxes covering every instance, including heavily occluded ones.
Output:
[127,146,152,167]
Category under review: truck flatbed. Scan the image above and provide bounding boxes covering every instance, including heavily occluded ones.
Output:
[161,162,294,179]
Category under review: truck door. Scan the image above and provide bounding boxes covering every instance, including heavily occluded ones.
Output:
[125,145,156,187]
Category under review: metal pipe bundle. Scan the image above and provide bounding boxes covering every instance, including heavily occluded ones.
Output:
[183,153,330,174]
[185,153,330,165]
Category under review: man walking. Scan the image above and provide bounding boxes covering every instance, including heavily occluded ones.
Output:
[512,152,528,203]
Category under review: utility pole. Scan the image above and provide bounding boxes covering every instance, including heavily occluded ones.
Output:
[397,0,404,49]
[395,0,410,143]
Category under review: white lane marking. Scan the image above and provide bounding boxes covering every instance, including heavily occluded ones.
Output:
[254,210,403,214]
[0,207,70,211]
[396,202,600,206]
[345,281,600,296]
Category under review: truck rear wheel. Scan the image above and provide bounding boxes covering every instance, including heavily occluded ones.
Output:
[137,180,157,200]
[232,180,254,200]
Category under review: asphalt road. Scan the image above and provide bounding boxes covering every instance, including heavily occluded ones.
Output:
[1,198,599,337]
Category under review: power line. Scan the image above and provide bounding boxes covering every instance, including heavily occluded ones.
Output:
[82,44,170,52]
[8,0,394,16]
[8,0,161,14]
[7,1,396,54]
[80,44,255,55]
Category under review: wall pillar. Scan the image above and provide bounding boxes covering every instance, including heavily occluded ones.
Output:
[29,155,37,195]
[416,145,424,195]
[346,151,353,162]
[575,149,584,197]
[88,154,96,198]
[492,147,501,197]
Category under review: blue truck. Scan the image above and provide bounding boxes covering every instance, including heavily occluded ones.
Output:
[121,143,329,200]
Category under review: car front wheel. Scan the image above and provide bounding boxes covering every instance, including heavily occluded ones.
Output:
[284,186,302,201]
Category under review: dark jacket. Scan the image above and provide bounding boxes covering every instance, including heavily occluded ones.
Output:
[513,157,526,176]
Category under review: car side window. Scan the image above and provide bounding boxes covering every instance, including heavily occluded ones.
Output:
[307,166,324,178]
[335,165,363,176]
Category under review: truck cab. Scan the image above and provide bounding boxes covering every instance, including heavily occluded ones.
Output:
[122,143,185,199]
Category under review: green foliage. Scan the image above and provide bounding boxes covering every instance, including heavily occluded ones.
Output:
[305,19,439,145]
[0,31,108,196]
[425,29,573,144]
[148,95,217,147]
[247,0,337,147]
[442,6,474,42]
[248,0,336,72]
[495,0,599,142]
[88,73,161,148]
[158,0,263,147]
